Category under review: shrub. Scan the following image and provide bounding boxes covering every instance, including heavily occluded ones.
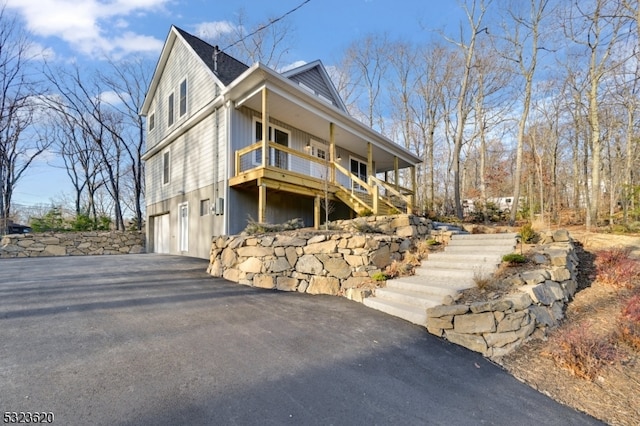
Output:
[594,247,640,288]
[618,293,640,351]
[243,217,304,235]
[546,322,618,380]
[371,271,388,281]
[502,253,526,265]
[519,222,539,243]
[352,219,382,234]
[472,268,494,290]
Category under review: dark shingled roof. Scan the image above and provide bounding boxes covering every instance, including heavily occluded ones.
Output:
[174,26,249,86]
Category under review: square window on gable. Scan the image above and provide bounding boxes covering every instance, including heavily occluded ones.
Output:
[179,79,187,117]
[168,93,174,126]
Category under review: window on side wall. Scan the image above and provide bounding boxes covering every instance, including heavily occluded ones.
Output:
[179,79,187,117]
[200,199,210,216]
[168,93,174,127]
[148,112,155,132]
[163,151,170,185]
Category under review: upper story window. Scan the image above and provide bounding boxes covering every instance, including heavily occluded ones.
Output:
[163,150,170,185]
[168,93,174,127]
[179,79,187,117]
[148,112,155,132]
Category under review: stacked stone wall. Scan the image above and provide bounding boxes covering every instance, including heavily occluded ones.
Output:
[208,215,431,301]
[426,229,578,357]
[1,231,145,258]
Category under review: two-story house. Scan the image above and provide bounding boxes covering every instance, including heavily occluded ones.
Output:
[141,26,421,258]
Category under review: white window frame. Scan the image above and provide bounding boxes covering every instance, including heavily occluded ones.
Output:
[252,118,291,169]
[168,92,175,127]
[309,139,328,179]
[350,156,368,193]
[162,149,170,185]
[148,111,155,132]
[179,78,187,117]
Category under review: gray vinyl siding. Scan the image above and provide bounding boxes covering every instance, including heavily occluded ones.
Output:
[287,67,339,107]
[145,36,219,152]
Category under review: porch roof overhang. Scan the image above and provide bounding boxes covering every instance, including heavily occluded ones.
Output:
[222,63,421,172]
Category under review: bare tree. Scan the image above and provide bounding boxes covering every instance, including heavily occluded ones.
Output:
[99,58,152,230]
[446,0,490,219]
[45,63,127,230]
[563,0,627,230]
[203,9,296,70]
[501,0,551,225]
[0,7,48,233]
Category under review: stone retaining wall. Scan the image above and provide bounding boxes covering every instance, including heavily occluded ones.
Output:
[0,231,145,258]
[208,215,431,301]
[426,229,578,358]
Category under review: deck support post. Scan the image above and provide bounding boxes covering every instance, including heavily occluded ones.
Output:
[314,195,321,230]
[261,87,269,167]
[258,179,267,223]
[329,122,335,183]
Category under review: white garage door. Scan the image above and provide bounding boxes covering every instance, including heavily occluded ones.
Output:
[154,214,170,254]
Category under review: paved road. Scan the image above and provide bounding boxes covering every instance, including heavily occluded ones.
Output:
[0,254,602,425]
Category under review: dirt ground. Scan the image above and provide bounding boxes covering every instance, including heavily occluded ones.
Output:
[496,229,640,426]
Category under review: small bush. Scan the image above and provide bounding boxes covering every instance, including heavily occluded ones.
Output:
[371,271,388,281]
[594,247,640,288]
[352,219,382,234]
[618,293,640,350]
[243,217,304,235]
[502,253,526,265]
[519,222,539,244]
[473,268,493,290]
[358,209,373,217]
[546,322,618,380]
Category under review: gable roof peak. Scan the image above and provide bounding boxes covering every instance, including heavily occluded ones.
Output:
[173,25,249,86]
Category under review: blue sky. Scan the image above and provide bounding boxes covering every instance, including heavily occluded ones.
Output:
[7,0,466,208]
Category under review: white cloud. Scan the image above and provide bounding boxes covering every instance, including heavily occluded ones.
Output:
[194,21,240,41]
[5,0,169,58]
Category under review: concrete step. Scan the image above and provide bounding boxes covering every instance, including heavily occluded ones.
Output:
[427,252,504,263]
[386,275,475,296]
[447,239,516,247]
[363,297,427,326]
[414,267,476,279]
[444,245,514,254]
[374,287,444,309]
[420,260,500,271]
[451,233,518,240]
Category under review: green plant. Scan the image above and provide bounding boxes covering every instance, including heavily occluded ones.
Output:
[358,208,373,217]
[502,253,526,265]
[371,271,388,281]
[30,207,66,232]
[519,222,539,243]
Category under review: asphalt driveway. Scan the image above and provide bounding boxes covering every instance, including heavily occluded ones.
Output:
[0,254,602,425]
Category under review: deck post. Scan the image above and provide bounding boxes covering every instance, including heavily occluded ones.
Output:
[409,166,416,215]
[314,195,321,230]
[394,156,399,191]
[372,184,379,215]
[329,122,335,183]
[258,179,267,223]
[261,87,269,167]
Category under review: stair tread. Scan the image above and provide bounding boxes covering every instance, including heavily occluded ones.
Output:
[375,287,445,305]
[363,297,427,326]
[387,275,475,290]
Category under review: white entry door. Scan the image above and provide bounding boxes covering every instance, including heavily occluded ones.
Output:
[178,203,188,252]
[154,214,170,254]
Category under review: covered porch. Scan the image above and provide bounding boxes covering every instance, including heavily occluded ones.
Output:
[227,83,419,229]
